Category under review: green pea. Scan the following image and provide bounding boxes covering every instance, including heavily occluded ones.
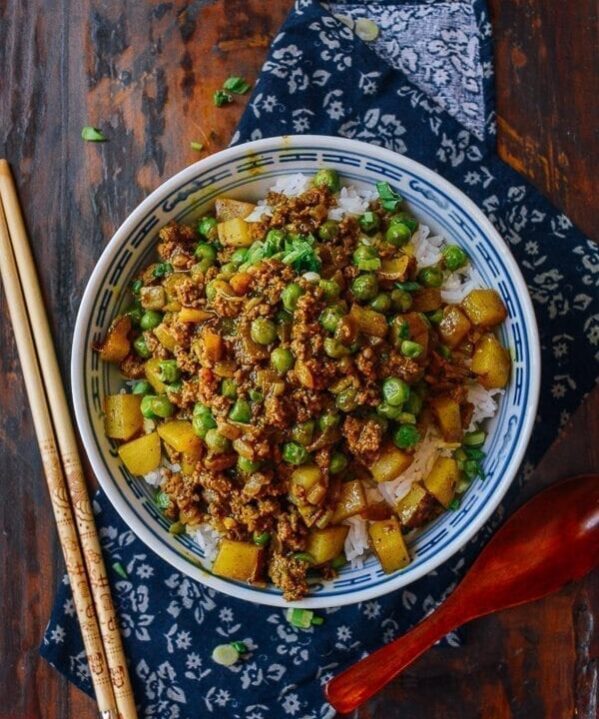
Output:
[151,395,175,418]
[140,395,157,418]
[382,377,410,407]
[132,380,152,396]
[238,456,262,474]
[318,412,340,432]
[221,378,237,399]
[318,220,340,241]
[291,420,315,447]
[331,553,347,569]
[251,318,277,345]
[401,340,424,358]
[417,266,444,288]
[130,279,142,295]
[282,442,309,465]
[359,211,380,235]
[219,262,237,278]
[405,392,423,417]
[385,223,411,247]
[351,273,379,301]
[158,359,180,384]
[376,402,404,420]
[390,288,413,312]
[270,347,294,374]
[204,428,231,453]
[369,293,391,313]
[192,411,216,439]
[390,317,410,347]
[352,244,380,272]
[252,530,271,546]
[198,216,218,239]
[231,248,249,266]
[320,306,344,334]
[318,278,341,300]
[393,424,421,449]
[390,212,418,233]
[329,451,348,475]
[194,242,217,263]
[249,388,264,403]
[336,386,358,412]
[313,168,340,193]
[133,336,151,358]
[140,310,163,331]
[205,280,218,302]
[152,262,173,278]
[281,283,303,312]
[442,244,468,272]
[125,303,143,326]
[229,399,252,423]
[427,308,444,324]
[324,337,350,358]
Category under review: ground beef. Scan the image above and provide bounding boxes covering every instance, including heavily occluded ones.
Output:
[268,552,309,601]
[342,416,384,463]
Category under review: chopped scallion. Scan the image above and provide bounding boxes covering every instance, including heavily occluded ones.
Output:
[223,76,252,94]
[81,126,107,142]
[112,561,128,579]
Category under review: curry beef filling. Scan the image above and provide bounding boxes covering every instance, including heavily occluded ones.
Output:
[98,170,510,600]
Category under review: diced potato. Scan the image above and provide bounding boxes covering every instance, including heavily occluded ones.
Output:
[157,420,203,455]
[370,444,413,483]
[430,395,462,441]
[213,360,237,377]
[306,526,349,565]
[163,273,188,302]
[153,324,177,352]
[145,358,168,394]
[118,431,161,475]
[368,517,410,573]
[472,333,511,389]
[361,501,393,521]
[140,286,166,310]
[202,328,223,363]
[215,197,257,221]
[349,304,388,338]
[229,272,252,295]
[438,306,472,349]
[411,288,442,313]
[462,289,507,328]
[395,482,439,529]
[98,316,131,363]
[217,217,253,247]
[297,503,321,528]
[294,359,315,389]
[378,255,412,281]
[291,464,323,490]
[178,307,213,323]
[181,453,200,476]
[104,394,143,440]
[404,312,430,357]
[291,465,325,505]
[212,539,264,583]
[332,480,366,523]
[238,322,269,362]
[424,457,459,508]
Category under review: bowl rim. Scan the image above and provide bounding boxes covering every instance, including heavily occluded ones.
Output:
[71,134,541,608]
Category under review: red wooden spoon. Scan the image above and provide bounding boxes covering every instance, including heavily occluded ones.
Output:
[326,475,599,714]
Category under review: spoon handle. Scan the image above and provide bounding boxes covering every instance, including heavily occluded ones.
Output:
[326,598,462,713]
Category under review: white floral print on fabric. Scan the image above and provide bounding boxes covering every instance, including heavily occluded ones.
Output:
[327,0,491,139]
[43,1,599,717]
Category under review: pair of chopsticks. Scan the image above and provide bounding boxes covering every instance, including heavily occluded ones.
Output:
[0,161,137,719]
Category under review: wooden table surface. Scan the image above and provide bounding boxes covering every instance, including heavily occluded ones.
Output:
[0,1,597,717]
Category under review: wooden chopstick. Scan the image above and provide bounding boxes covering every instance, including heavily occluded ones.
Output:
[0,160,137,719]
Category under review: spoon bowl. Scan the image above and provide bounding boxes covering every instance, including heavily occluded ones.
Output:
[325,475,599,714]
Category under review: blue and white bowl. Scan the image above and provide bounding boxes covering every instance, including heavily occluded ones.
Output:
[72,135,540,608]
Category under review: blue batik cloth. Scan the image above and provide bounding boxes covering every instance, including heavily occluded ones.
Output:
[42,2,598,717]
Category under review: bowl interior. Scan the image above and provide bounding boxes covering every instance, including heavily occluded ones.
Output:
[73,136,539,608]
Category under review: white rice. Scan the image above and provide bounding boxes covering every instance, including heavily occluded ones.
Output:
[189,524,221,562]
[271,172,312,197]
[244,202,272,223]
[328,185,377,221]
[467,383,504,430]
[343,515,370,568]
[143,468,163,487]
[410,224,444,267]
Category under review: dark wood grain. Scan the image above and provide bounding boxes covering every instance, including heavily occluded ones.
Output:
[0,1,596,718]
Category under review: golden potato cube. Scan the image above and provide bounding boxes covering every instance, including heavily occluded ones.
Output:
[153,324,177,352]
[181,453,200,476]
[378,255,412,281]
[471,334,511,389]
[118,431,161,475]
[162,272,188,302]
[215,197,257,221]
[306,526,349,565]
[98,315,132,363]
[396,482,439,529]
[438,306,472,349]
[217,217,253,247]
[461,289,507,328]
[424,457,459,508]
[350,304,388,338]
[157,420,202,455]
[144,358,168,394]
[178,307,213,323]
[411,288,442,313]
[140,285,166,310]
[430,395,462,441]
[370,445,414,483]
[104,394,143,440]
[332,480,367,523]
[368,517,410,573]
[212,539,264,583]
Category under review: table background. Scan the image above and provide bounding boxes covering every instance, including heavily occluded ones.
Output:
[0,1,597,717]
